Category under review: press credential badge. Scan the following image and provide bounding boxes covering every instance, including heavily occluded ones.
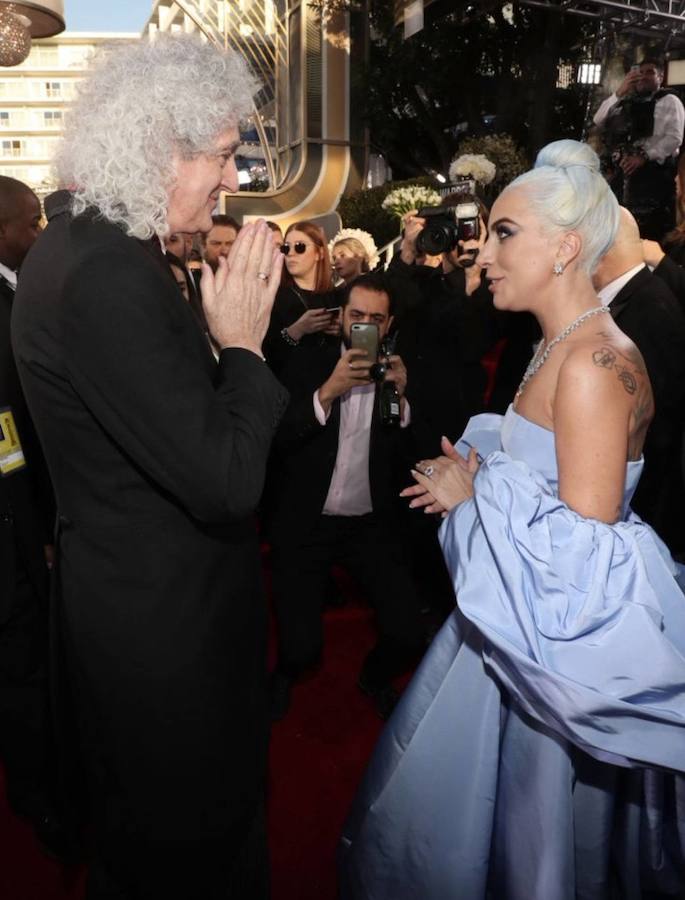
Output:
[0,407,27,476]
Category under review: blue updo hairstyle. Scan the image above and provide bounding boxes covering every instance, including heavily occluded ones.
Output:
[505,139,620,275]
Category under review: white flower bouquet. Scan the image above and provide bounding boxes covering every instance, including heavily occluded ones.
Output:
[381,185,441,218]
[449,153,497,186]
[329,227,380,271]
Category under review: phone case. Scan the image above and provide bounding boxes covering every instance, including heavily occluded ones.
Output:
[350,323,379,359]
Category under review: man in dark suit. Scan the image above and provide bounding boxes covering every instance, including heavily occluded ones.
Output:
[266,272,425,720]
[593,207,685,553]
[0,176,72,856]
[12,37,288,899]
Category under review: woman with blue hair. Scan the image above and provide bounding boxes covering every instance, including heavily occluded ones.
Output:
[340,140,685,898]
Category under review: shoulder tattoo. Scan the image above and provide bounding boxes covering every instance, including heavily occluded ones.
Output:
[591,346,638,395]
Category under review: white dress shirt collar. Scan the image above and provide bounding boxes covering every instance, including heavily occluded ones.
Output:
[0,261,17,289]
[597,263,646,307]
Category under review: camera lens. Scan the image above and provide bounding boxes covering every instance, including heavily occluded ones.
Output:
[416,222,458,256]
[369,362,387,382]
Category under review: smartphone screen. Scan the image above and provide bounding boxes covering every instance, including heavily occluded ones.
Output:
[350,323,379,360]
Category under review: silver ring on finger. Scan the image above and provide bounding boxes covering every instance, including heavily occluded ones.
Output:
[423,465,434,478]
[257,271,269,281]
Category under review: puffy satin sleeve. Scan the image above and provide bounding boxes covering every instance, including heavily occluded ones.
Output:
[439,450,685,770]
[454,412,505,461]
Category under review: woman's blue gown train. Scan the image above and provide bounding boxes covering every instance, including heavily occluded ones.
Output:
[340,407,685,899]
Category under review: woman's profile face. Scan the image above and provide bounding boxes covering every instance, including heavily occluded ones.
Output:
[478,187,558,311]
[332,243,364,282]
[283,229,322,285]
[167,126,240,234]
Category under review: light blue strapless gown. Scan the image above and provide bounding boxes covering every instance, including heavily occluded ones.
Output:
[340,407,685,899]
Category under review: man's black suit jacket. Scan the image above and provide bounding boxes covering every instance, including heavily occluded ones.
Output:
[0,275,53,620]
[386,255,499,457]
[609,265,685,551]
[265,336,414,545]
[11,202,288,895]
[653,251,685,314]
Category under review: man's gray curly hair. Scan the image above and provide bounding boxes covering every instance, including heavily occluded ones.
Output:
[55,34,257,239]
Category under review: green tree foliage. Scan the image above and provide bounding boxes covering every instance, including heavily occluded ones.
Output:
[340,1,595,179]
[457,133,529,194]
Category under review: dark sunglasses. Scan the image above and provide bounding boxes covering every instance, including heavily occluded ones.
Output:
[281,241,311,255]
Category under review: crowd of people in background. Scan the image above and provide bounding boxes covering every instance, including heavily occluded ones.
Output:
[166,151,685,724]
[2,32,685,900]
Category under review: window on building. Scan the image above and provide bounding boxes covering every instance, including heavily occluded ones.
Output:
[0,112,10,128]
[64,45,95,68]
[557,64,575,89]
[44,81,62,98]
[577,62,602,86]
[31,46,59,67]
[1,140,22,158]
[43,110,62,126]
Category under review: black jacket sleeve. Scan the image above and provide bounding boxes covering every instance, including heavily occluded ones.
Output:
[62,242,289,523]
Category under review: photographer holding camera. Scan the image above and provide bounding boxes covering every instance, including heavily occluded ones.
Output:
[264,272,425,721]
[387,192,499,462]
[593,59,685,239]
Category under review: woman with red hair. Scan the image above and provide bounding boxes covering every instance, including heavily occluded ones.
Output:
[264,220,338,373]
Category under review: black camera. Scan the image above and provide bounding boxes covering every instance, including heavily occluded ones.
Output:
[369,335,396,382]
[415,201,480,256]
[369,360,389,382]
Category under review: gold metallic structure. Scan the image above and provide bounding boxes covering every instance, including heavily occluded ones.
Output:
[145,1,369,228]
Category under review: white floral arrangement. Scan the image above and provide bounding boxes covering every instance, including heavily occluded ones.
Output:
[381,185,441,218]
[329,227,380,271]
[449,153,496,185]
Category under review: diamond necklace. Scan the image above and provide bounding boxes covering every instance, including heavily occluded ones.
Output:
[515,305,610,400]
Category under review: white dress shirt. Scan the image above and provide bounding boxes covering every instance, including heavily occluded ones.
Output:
[597,263,646,307]
[593,91,685,163]
[312,350,410,517]
[0,261,17,289]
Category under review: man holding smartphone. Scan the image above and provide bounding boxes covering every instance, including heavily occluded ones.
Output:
[593,58,685,238]
[264,272,425,721]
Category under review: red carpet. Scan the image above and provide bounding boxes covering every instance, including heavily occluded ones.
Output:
[268,598,384,900]
[0,585,384,900]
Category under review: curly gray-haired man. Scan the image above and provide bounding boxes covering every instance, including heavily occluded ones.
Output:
[12,34,287,899]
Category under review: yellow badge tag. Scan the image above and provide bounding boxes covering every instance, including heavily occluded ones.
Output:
[0,407,27,476]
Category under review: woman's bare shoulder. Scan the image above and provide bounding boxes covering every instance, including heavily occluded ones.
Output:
[558,328,649,402]
[554,329,653,459]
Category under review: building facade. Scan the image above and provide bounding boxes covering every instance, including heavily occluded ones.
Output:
[0,32,137,198]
